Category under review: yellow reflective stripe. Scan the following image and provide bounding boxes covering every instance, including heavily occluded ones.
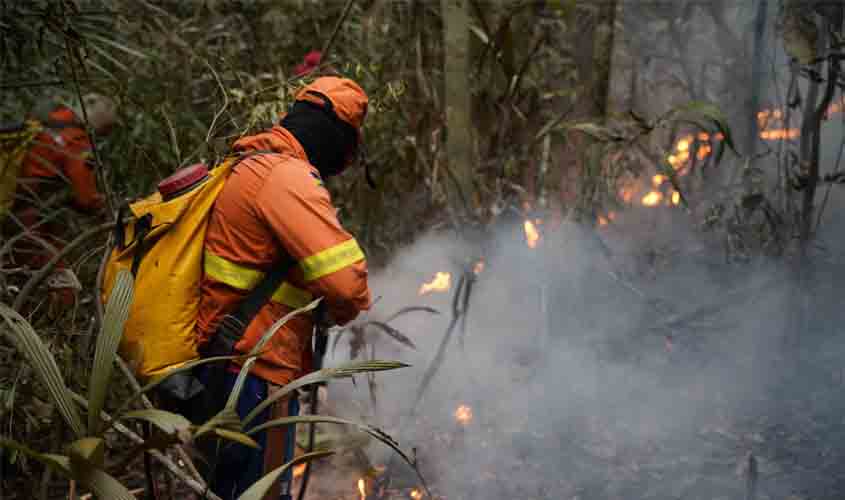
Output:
[203,250,265,290]
[300,238,365,282]
[271,281,314,309]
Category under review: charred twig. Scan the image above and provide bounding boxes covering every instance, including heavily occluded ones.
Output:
[746,454,758,500]
[410,270,473,416]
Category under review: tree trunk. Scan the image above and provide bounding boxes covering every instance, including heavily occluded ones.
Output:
[441,0,475,216]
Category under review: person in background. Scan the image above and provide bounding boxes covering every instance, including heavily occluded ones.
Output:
[9,93,116,307]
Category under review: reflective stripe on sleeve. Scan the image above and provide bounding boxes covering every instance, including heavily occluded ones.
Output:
[299,238,365,282]
[271,281,314,309]
[204,250,265,290]
[204,250,313,310]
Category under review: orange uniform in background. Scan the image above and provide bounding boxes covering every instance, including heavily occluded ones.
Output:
[18,105,104,212]
[196,125,371,385]
[7,104,107,299]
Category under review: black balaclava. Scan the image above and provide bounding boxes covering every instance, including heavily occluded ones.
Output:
[280,100,357,178]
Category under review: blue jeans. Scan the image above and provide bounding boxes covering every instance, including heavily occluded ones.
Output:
[209,370,299,500]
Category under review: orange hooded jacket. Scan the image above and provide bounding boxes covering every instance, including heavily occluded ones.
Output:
[19,106,104,211]
[196,78,372,386]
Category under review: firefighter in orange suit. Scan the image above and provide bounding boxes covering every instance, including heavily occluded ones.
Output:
[195,77,371,499]
[10,94,115,306]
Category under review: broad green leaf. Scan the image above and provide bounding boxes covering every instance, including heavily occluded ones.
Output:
[121,409,191,435]
[116,353,252,416]
[213,428,260,449]
[246,415,418,480]
[68,437,105,470]
[194,408,241,440]
[0,303,84,437]
[223,298,323,413]
[0,437,71,475]
[237,451,334,500]
[243,360,409,426]
[76,465,138,500]
[89,269,134,434]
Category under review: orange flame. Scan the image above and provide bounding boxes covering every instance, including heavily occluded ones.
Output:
[641,191,663,207]
[410,489,423,499]
[524,220,541,249]
[358,478,366,500]
[597,215,609,227]
[293,464,306,478]
[473,259,485,275]
[419,272,451,295]
[455,404,473,425]
[671,191,681,206]
[652,174,666,187]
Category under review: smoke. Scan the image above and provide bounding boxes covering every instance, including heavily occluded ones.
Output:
[313,209,843,499]
[309,3,845,499]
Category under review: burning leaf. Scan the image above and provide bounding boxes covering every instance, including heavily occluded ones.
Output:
[524,220,541,248]
[641,191,663,207]
[454,404,473,425]
[419,272,451,295]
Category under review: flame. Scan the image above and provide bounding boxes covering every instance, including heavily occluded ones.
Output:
[293,464,306,478]
[652,174,666,187]
[641,191,663,207]
[410,489,423,499]
[473,259,485,275]
[597,215,608,227]
[671,191,681,206]
[419,272,451,295]
[524,220,540,249]
[455,404,473,425]
[358,478,366,500]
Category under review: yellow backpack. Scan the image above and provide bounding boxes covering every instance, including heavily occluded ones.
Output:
[101,156,239,379]
[0,120,43,219]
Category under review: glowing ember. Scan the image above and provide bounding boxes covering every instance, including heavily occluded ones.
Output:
[652,174,666,187]
[677,139,690,152]
[473,259,485,275]
[358,478,366,500]
[671,191,681,206]
[410,489,423,499]
[524,220,541,249]
[293,464,306,478]
[455,404,473,425]
[419,272,451,295]
[641,191,663,207]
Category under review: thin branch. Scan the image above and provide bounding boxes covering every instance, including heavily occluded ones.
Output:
[69,393,220,500]
[12,221,114,311]
[320,0,357,63]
